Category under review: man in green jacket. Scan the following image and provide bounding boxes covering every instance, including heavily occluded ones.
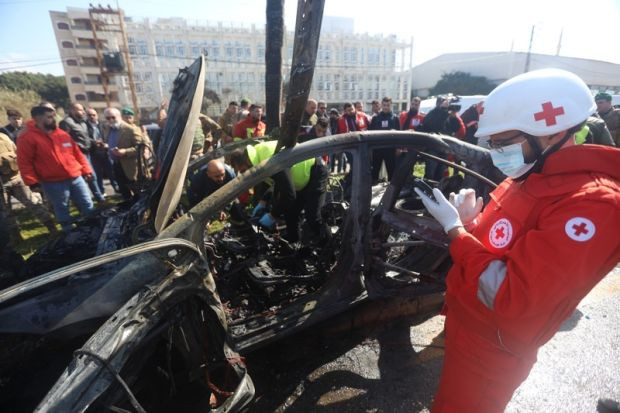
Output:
[230,140,328,243]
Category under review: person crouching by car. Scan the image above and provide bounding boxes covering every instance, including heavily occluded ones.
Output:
[229,140,328,245]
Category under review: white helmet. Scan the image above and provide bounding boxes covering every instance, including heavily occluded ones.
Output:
[476,69,595,137]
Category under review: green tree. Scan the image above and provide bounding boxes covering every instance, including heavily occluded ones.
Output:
[429,71,496,96]
[0,72,69,108]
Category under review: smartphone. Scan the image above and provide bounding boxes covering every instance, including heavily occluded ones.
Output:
[414,178,437,202]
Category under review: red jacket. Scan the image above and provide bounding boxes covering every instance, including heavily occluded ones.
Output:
[399,110,425,130]
[232,116,266,140]
[446,144,620,356]
[17,120,92,185]
[337,113,369,133]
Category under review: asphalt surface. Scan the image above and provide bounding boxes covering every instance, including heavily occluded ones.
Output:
[247,266,620,412]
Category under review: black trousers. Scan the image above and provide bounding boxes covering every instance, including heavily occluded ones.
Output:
[371,148,396,182]
[113,162,137,201]
[276,159,328,243]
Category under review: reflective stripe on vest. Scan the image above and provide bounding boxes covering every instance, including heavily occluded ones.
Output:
[246,141,316,190]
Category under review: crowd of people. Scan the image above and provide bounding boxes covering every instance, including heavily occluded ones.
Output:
[0,68,619,412]
[1,86,618,247]
[1,102,151,237]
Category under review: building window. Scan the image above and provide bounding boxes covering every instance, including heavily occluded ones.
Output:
[129,45,137,55]
[57,22,70,30]
[66,59,78,66]
[70,77,81,84]
[176,45,185,57]
[62,41,74,48]
[75,94,86,101]
[138,41,148,55]
[155,42,164,57]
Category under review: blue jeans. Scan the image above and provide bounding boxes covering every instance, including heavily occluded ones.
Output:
[41,177,94,231]
[85,153,105,201]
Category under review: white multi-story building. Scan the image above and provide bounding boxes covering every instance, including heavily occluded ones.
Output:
[50,8,412,117]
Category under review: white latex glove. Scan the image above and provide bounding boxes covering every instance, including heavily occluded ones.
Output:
[414,187,463,233]
[448,188,483,226]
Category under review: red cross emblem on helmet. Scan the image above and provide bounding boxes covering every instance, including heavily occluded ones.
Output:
[534,101,565,126]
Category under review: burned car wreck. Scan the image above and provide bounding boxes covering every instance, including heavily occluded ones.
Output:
[0,123,501,411]
[0,4,504,407]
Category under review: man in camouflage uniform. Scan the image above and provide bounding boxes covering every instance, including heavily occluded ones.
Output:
[1,132,57,241]
[595,92,620,146]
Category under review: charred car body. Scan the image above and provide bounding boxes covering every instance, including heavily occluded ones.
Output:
[0,4,504,409]
[0,124,500,412]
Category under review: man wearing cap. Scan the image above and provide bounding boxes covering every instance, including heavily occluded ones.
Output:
[17,105,94,231]
[121,106,136,125]
[229,140,328,244]
[595,92,620,146]
[1,109,23,142]
[1,131,57,238]
[414,69,620,412]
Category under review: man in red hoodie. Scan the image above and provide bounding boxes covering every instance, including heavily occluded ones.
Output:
[415,69,620,412]
[17,104,94,231]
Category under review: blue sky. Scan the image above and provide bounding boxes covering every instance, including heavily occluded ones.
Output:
[1,0,619,75]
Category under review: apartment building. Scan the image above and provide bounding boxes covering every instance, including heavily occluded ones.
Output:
[50,8,412,116]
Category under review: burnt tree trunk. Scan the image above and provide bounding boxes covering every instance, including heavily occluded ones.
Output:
[265,0,284,133]
[276,0,325,151]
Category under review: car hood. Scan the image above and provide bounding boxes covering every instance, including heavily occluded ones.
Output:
[148,55,205,233]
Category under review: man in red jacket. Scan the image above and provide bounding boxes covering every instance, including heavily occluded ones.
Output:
[232,104,266,140]
[415,69,620,412]
[17,104,94,231]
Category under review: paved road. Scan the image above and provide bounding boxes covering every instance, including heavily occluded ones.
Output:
[247,266,620,412]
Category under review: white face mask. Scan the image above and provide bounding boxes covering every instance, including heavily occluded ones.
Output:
[489,141,534,178]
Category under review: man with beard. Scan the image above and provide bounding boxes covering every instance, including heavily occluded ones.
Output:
[232,104,266,140]
[60,103,105,202]
[103,107,145,201]
[369,97,400,182]
[400,96,425,131]
[16,104,94,231]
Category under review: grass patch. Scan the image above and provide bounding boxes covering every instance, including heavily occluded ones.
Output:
[12,207,57,259]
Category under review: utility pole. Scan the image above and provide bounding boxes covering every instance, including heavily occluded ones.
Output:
[265,0,284,133]
[88,4,139,115]
[524,25,535,73]
[118,8,139,117]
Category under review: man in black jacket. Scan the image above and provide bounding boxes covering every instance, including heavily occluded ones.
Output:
[418,96,460,181]
[369,97,400,182]
[60,103,105,202]
[1,109,23,142]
